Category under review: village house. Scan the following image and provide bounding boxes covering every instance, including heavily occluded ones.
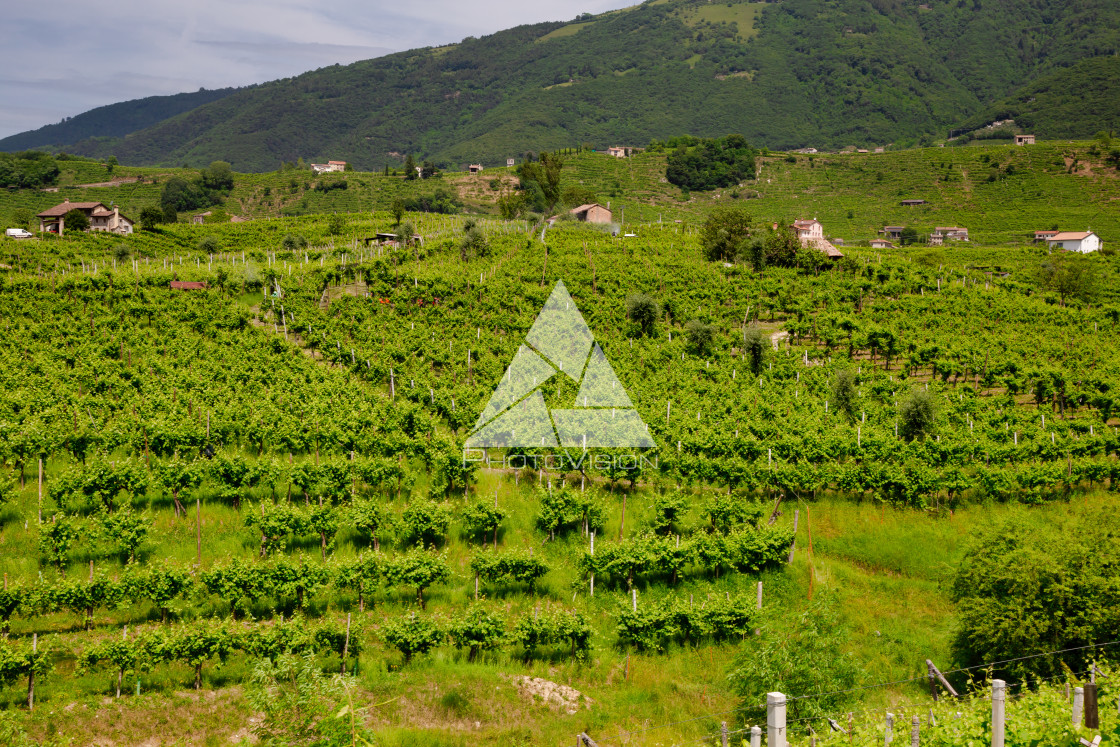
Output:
[869,238,894,249]
[506,158,516,168]
[1033,230,1059,243]
[311,161,347,174]
[362,232,424,248]
[1015,135,1036,146]
[469,164,484,174]
[900,199,926,207]
[929,227,969,245]
[570,203,612,224]
[790,219,843,259]
[37,200,134,236]
[1046,231,1102,254]
[879,226,905,239]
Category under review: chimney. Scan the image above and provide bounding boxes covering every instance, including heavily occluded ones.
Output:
[64,198,70,203]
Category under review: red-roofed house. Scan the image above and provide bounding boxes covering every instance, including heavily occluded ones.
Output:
[1046,231,1102,254]
[1033,230,1059,243]
[37,200,134,236]
[929,227,969,245]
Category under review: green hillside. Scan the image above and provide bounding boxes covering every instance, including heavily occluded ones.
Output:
[0,87,240,153]
[5,139,1118,251]
[7,0,1118,171]
[955,55,1120,140]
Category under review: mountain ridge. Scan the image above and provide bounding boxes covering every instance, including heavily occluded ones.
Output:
[3,0,1118,171]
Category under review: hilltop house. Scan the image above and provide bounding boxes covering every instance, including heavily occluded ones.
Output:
[869,239,894,249]
[1015,135,1036,145]
[570,203,612,224]
[879,226,905,239]
[37,200,134,236]
[790,219,843,259]
[929,227,969,245]
[506,158,516,168]
[311,161,347,174]
[1046,231,1102,254]
[469,164,484,174]
[1033,230,1059,243]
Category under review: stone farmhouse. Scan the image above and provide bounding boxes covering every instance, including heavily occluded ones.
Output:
[37,200,134,236]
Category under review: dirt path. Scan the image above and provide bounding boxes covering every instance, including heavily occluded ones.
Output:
[73,177,141,188]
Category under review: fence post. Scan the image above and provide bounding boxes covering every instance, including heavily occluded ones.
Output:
[721,721,730,747]
[992,679,1005,747]
[910,716,920,747]
[751,725,762,747]
[884,712,894,746]
[767,692,786,747]
[1073,686,1084,727]
[1084,682,1099,729]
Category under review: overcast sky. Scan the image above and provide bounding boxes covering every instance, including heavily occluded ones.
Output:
[0,0,625,140]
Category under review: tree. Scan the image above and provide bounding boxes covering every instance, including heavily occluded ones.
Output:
[196,235,219,254]
[106,156,118,175]
[390,197,405,226]
[626,293,660,337]
[744,236,766,273]
[699,206,752,262]
[742,326,766,375]
[63,209,90,233]
[666,134,756,191]
[1036,253,1098,306]
[951,509,1120,680]
[327,214,345,235]
[898,388,936,442]
[899,226,920,246]
[764,224,800,267]
[685,320,715,357]
[830,368,858,422]
[281,234,308,253]
[517,152,563,210]
[403,154,417,180]
[728,596,859,722]
[199,161,234,192]
[459,222,488,262]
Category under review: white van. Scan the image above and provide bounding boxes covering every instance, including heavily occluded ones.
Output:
[5,228,33,239]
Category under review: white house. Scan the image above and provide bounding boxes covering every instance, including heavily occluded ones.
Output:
[791,219,824,242]
[1046,231,1102,254]
[790,219,843,259]
[311,161,347,174]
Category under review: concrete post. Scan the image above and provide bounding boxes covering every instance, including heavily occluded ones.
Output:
[751,726,762,747]
[767,693,786,747]
[992,679,1005,747]
[1073,686,1084,727]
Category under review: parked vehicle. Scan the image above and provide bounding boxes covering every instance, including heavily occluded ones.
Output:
[5,228,33,239]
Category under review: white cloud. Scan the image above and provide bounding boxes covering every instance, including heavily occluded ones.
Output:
[0,0,627,140]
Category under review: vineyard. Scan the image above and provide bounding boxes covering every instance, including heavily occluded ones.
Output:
[0,148,1118,745]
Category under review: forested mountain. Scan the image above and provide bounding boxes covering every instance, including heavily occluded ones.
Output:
[956,55,1120,140]
[0,87,240,153]
[4,0,1118,171]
